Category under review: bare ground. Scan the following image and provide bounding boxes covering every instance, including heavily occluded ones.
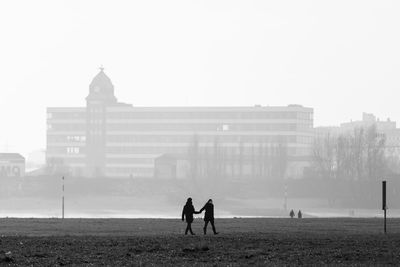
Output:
[0,218,399,266]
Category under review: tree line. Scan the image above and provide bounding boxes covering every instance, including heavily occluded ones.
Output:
[310,125,400,181]
[187,135,288,180]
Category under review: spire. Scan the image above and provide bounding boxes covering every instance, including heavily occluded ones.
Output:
[99,65,104,72]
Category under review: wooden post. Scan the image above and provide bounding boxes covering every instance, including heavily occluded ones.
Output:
[382,181,386,234]
[62,176,65,219]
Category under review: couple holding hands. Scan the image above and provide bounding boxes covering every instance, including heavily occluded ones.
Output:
[182,198,218,235]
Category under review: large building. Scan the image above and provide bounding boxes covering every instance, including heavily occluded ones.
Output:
[46,68,314,179]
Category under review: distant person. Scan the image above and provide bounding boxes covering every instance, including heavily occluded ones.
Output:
[181,197,200,235]
[298,210,302,219]
[289,209,295,218]
[199,199,218,235]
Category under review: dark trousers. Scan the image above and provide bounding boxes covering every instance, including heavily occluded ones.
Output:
[203,219,217,234]
[185,222,194,235]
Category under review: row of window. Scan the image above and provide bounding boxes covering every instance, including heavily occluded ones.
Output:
[105,135,311,144]
[105,167,154,176]
[67,135,86,142]
[106,111,312,120]
[66,147,80,154]
[47,112,85,119]
[104,123,311,131]
[48,134,314,144]
[104,146,298,155]
[47,145,312,157]
[52,157,85,164]
[88,107,104,113]
[47,123,312,132]
[47,135,86,143]
[46,155,154,164]
[47,147,83,154]
[47,124,86,131]
[47,111,313,120]
[106,158,154,164]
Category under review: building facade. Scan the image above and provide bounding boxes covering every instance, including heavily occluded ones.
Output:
[0,153,25,177]
[46,69,314,179]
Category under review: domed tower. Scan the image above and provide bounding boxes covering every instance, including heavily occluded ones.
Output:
[87,66,117,104]
[85,67,117,177]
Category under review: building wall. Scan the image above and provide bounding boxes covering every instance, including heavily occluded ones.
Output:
[46,71,313,179]
[0,154,25,177]
[47,105,314,178]
[103,106,313,178]
[46,107,86,176]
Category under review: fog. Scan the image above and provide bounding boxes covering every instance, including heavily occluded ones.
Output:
[1,1,400,218]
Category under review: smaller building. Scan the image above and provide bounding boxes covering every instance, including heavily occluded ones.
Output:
[315,112,400,165]
[340,112,396,132]
[315,112,397,138]
[0,153,25,177]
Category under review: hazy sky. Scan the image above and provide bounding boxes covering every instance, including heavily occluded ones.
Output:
[1,0,400,157]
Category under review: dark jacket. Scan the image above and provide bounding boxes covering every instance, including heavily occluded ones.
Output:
[182,204,196,223]
[199,202,214,221]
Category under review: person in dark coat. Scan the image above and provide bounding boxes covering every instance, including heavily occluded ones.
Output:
[298,210,302,219]
[199,199,218,235]
[289,209,295,218]
[182,197,200,235]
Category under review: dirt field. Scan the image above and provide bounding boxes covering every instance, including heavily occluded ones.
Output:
[0,218,399,266]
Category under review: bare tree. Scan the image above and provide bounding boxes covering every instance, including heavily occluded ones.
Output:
[312,133,336,179]
[312,125,394,181]
[188,134,199,180]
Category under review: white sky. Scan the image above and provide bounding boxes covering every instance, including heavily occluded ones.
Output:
[0,0,399,157]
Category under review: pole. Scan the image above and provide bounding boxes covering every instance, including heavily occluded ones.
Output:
[62,176,64,220]
[384,209,387,234]
[382,181,386,234]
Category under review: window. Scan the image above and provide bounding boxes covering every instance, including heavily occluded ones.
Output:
[67,147,80,154]
[67,135,86,142]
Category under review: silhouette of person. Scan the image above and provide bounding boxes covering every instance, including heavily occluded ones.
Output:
[289,209,295,218]
[199,199,218,235]
[182,197,200,235]
[298,210,302,219]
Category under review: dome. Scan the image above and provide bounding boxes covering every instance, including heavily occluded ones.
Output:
[87,67,117,103]
[89,67,114,93]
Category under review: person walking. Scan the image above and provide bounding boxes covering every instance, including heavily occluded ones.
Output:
[182,197,200,235]
[298,210,302,219]
[199,199,218,235]
[289,209,295,218]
